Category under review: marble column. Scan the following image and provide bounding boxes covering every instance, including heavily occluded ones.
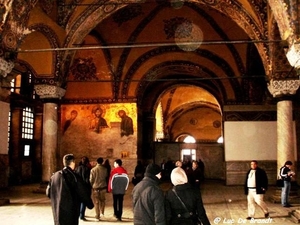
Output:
[34,85,65,182]
[268,79,300,171]
[277,100,294,168]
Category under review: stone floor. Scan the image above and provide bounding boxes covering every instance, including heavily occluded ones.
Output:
[0,180,299,225]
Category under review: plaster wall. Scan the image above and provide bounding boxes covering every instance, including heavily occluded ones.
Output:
[224,121,278,161]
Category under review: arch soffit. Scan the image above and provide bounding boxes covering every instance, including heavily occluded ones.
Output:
[132,48,242,104]
[166,101,221,136]
[63,1,271,77]
[18,24,61,84]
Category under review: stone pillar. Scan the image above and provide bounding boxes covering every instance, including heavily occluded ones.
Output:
[268,79,300,171]
[268,79,300,203]
[277,100,295,169]
[34,85,65,182]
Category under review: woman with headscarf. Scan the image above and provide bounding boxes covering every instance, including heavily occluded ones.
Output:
[165,167,210,225]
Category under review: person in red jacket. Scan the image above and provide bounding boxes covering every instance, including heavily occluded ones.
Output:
[108,159,129,221]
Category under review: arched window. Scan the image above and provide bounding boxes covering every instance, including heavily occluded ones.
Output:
[181,135,196,162]
[183,135,196,143]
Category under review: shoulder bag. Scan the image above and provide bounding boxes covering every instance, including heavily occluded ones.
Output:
[276,167,284,187]
[172,188,202,225]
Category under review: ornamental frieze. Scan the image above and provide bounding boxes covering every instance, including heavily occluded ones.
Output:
[34,84,66,99]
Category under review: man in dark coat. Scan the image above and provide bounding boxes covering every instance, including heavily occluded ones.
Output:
[132,163,166,225]
[47,154,94,225]
[244,160,269,219]
[75,156,92,220]
[188,160,203,188]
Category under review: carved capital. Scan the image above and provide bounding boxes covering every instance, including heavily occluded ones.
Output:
[34,85,66,99]
[0,57,14,77]
[268,79,300,98]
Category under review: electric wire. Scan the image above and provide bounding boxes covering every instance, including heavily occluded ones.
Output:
[17,39,284,53]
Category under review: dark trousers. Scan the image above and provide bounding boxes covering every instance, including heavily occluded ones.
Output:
[113,194,124,219]
[79,202,86,219]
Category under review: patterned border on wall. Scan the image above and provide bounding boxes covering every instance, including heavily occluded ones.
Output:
[224,111,277,121]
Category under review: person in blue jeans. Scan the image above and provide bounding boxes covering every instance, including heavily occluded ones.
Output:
[280,161,295,207]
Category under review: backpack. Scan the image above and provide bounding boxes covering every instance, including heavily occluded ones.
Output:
[111,173,129,194]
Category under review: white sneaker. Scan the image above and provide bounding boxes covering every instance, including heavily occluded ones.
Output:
[100,214,104,218]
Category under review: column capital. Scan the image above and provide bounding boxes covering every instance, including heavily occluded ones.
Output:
[0,57,14,77]
[268,79,300,98]
[34,84,66,99]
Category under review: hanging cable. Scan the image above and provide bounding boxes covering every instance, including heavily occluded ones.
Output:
[17,39,284,53]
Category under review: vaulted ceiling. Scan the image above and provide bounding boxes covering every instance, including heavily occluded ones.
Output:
[8,0,296,140]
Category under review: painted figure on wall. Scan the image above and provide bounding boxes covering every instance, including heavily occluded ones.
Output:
[60,103,137,159]
[63,110,78,134]
[89,106,108,133]
[118,110,134,137]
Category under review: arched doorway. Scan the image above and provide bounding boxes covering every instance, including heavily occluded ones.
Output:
[152,85,225,180]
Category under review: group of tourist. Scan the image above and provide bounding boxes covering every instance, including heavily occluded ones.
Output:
[46,154,296,225]
[161,159,205,187]
[47,155,129,225]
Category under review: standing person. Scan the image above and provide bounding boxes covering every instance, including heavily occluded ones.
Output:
[132,160,145,186]
[244,160,269,220]
[175,160,183,168]
[89,157,108,221]
[198,158,205,182]
[132,163,166,225]
[165,167,210,225]
[103,159,111,192]
[75,156,92,221]
[47,154,94,225]
[280,160,295,207]
[188,160,203,189]
[108,159,129,221]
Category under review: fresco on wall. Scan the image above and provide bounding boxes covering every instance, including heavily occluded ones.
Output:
[60,103,137,161]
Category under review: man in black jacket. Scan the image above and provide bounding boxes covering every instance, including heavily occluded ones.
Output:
[244,160,269,220]
[47,154,94,225]
[280,160,295,207]
[132,163,166,225]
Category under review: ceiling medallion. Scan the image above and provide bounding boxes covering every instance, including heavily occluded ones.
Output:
[3,32,17,49]
[190,118,198,125]
[163,17,203,51]
[213,120,221,128]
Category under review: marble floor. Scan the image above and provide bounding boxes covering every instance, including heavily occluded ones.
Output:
[0,180,298,225]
